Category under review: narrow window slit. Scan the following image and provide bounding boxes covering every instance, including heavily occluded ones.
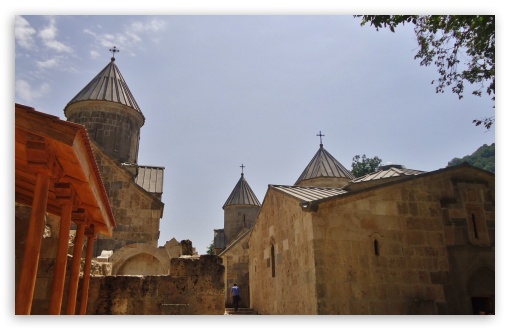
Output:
[271,245,276,277]
[472,213,479,239]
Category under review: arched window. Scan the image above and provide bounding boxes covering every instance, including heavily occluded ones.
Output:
[374,239,380,256]
[271,245,275,277]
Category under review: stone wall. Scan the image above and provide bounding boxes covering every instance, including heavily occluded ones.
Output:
[297,176,351,188]
[249,189,318,315]
[224,205,259,246]
[15,201,220,314]
[220,229,251,309]
[83,255,225,315]
[65,102,144,164]
[312,167,495,314]
[313,178,451,314]
[248,166,495,315]
[92,144,164,254]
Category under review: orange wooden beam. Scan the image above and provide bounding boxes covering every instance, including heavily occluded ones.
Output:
[49,182,77,314]
[79,226,97,315]
[66,210,87,315]
[15,141,53,315]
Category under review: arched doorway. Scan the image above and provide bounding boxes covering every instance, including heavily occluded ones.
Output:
[467,267,495,314]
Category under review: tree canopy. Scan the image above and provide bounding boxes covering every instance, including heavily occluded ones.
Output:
[447,143,495,173]
[206,240,215,255]
[356,15,495,129]
[351,154,383,177]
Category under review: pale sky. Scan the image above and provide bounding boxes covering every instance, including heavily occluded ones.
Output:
[13,12,497,254]
[6,1,508,325]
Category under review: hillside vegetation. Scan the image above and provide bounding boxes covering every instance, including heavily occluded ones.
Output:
[447,143,495,173]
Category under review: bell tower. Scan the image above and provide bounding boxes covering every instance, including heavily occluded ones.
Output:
[64,47,145,165]
[214,164,261,254]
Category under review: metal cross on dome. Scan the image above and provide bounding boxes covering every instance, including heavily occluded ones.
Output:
[109,46,120,58]
[317,131,325,145]
[240,163,245,175]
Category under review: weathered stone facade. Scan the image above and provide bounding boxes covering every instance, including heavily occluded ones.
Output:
[249,190,318,314]
[215,173,261,308]
[65,101,144,165]
[297,176,350,189]
[81,255,225,315]
[15,202,223,315]
[223,205,259,246]
[219,229,251,309]
[249,165,495,314]
[91,143,164,255]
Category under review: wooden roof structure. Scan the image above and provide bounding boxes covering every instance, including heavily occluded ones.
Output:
[15,103,115,233]
[15,103,116,315]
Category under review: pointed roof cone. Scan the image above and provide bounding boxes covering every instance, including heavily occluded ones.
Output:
[295,144,354,185]
[66,57,144,117]
[223,173,261,209]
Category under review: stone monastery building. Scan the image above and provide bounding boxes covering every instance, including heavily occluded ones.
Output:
[218,140,495,315]
[15,54,224,315]
[15,53,495,315]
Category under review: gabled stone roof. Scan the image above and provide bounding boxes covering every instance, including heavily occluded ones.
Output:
[66,58,143,116]
[295,144,354,185]
[223,173,261,209]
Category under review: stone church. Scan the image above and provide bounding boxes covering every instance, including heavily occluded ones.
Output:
[15,50,495,315]
[15,53,225,315]
[62,53,177,275]
[214,169,261,308]
[219,140,495,315]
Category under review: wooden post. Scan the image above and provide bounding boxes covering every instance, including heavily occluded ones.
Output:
[15,172,50,315]
[66,217,86,315]
[49,182,76,314]
[79,226,96,315]
[15,141,54,315]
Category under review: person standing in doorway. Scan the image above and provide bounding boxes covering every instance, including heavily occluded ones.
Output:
[231,283,240,312]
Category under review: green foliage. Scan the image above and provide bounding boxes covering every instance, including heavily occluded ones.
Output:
[351,154,383,177]
[206,240,215,255]
[447,143,495,172]
[355,15,495,130]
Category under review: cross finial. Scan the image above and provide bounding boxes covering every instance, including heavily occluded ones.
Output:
[240,163,245,175]
[109,46,119,61]
[317,131,325,146]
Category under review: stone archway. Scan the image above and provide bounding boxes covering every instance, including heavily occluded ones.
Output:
[467,267,495,314]
[110,243,171,275]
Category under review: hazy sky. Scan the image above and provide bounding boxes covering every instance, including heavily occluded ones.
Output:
[13,13,497,256]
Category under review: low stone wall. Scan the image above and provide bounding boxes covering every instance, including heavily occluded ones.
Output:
[83,255,224,315]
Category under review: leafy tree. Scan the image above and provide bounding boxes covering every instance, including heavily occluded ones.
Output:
[351,154,383,177]
[355,15,495,129]
[206,240,215,255]
[447,143,495,172]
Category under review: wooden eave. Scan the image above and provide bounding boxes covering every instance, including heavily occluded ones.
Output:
[15,104,116,236]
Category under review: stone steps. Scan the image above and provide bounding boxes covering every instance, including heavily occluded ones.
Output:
[224,307,258,315]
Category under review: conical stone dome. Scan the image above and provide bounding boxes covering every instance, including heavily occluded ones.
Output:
[295,144,354,188]
[222,172,261,247]
[64,57,145,165]
[223,173,261,209]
